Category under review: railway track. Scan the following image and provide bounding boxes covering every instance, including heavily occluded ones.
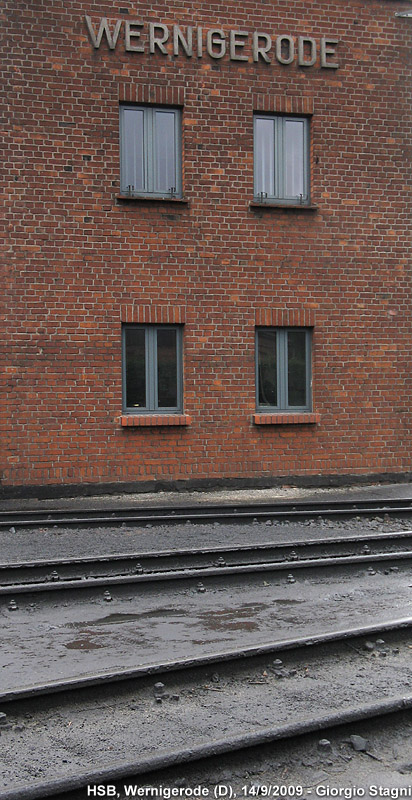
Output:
[1,529,412,594]
[1,620,412,800]
[2,503,412,798]
[1,497,412,529]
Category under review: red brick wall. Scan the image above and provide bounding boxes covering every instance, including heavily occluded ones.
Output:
[2,0,412,490]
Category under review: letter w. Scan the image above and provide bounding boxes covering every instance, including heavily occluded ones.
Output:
[124,788,139,798]
[85,16,122,49]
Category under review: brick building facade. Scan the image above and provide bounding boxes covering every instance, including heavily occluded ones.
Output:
[2,0,412,495]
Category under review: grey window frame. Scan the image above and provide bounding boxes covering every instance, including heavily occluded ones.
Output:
[253,114,310,205]
[255,327,312,412]
[122,324,183,413]
[120,105,182,198]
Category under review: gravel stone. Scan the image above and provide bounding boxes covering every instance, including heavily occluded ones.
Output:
[349,734,368,752]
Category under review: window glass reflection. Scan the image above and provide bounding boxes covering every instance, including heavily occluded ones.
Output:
[154,111,176,193]
[258,329,277,406]
[284,119,305,198]
[255,117,275,197]
[287,330,307,406]
[125,328,146,408]
[157,328,178,407]
[122,108,145,192]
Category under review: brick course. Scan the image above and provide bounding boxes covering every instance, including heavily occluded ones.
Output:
[2,0,412,492]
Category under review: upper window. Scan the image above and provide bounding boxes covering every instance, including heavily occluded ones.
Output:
[120,106,182,198]
[254,115,309,205]
[122,325,183,413]
[256,328,312,411]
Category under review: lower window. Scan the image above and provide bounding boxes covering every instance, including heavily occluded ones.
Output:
[256,327,312,411]
[122,325,183,413]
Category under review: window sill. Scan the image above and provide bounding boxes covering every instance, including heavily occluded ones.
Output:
[253,412,320,425]
[116,194,189,205]
[250,201,318,211]
[120,414,191,427]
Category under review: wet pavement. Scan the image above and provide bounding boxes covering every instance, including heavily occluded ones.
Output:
[1,562,412,694]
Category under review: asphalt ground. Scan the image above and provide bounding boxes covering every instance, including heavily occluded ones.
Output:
[126,711,412,800]
[1,515,411,564]
[1,630,411,796]
[1,553,412,694]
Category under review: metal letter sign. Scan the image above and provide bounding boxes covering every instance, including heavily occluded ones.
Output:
[84,16,340,68]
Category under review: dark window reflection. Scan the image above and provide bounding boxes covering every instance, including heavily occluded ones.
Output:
[157,329,178,407]
[288,331,306,406]
[125,328,146,408]
[258,330,277,406]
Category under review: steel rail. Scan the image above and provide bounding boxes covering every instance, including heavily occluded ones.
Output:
[0,550,411,597]
[1,497,411,529]
[1,529,412,587]
[2,621,412,800]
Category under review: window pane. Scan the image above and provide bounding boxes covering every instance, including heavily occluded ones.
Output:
[154,110,176,193]
[258,330,277,406]
[122,108,145,192]
[157,329,178,407]
[287,331,307,406]
[284,119,305,198]
[254,117,275,197]
[125,328,146,408]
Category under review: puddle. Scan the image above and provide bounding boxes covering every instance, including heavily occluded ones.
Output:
[197,604,267,632]
[272,599,304,605]
[65,638,103,650]
[69,608,186,628]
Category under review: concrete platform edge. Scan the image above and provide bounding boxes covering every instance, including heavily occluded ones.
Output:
[1,472,411,502]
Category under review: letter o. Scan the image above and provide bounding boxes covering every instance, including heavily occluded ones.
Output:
[275,35,295,64]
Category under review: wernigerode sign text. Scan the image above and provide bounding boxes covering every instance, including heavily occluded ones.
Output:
[85,16,340,68]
